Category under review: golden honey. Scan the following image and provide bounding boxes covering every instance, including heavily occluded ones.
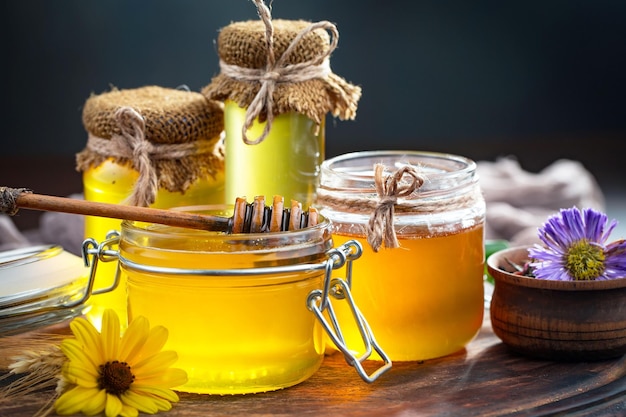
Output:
[329,227,484,361]
[120,206,333,394]
[316,151,486,361]
[223,100,324,206]
[82,160,224,329]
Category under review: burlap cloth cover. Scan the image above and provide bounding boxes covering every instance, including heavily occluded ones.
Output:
[202,19,361,127]
[76,86,224,205]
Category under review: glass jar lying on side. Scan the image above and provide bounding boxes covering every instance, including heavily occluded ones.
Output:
[316,151,486,361]
[85,205,390,394]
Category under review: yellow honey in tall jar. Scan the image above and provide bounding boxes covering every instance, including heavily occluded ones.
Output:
[202,17,362,207]
[77,86,225,329]
[316,151,486,361]
[222,100,324,206]
[120,206,334,394]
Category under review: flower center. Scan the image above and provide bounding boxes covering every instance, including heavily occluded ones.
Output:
[565,240,605,281]
[98,360,135,395]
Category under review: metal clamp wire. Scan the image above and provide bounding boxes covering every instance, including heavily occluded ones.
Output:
[307,278,392,383]
[82,232,122,297]
[113,241,355,279]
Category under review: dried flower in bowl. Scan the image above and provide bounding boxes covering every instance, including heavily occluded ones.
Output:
[486,207,626,361]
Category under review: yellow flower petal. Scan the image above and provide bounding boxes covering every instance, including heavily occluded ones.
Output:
[119,316,150,363]
[150,395,173,412]
[121,390,159,414]
[63,364,99,388]
[133,350,177,376]
[126,389,173,412]
[81,387,106,415]
[60,339,99,374]
[120,404,139,417]
[135,368,188,388]
[55,386,102,415]
[105,393,123,417]
[70,316,104,364]
[101,309,121,361]
[130,384,180,402]
[138,325,169,360]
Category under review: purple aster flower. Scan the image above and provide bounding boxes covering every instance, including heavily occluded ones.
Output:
[528,207,626,281]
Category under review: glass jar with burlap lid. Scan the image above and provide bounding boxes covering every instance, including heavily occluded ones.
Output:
[202,0,361,207]
[76,85,225,329]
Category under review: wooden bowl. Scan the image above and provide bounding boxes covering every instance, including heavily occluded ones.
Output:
[487,246,626,361]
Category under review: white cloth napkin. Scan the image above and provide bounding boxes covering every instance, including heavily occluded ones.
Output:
[478,157,605,245]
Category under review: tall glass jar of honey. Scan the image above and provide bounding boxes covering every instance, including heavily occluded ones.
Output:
[316,150,486,361]
[76,86,225,329]
[202,13,361,207]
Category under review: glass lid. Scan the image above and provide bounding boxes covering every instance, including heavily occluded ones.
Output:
[0,245,90,337]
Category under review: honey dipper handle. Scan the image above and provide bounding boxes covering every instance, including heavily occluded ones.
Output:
[0,187,231,232]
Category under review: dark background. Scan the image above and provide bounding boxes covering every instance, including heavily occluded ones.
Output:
[2,0,625,228]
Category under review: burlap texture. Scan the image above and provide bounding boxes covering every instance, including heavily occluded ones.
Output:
[202,19,361,124]
[76,86,224,194]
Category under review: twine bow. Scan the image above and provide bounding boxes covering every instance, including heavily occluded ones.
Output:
[85,107,209,207]
[367,164,425,252]
[219,0,339,145]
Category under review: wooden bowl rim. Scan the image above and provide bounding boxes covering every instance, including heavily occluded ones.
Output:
[486,246,626,291]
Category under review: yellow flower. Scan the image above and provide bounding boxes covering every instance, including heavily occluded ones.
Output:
[54,309,188,417]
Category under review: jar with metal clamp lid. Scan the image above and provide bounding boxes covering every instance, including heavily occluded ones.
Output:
[76,85,225,329]
[86,204,391,394]
[316,150,486,361]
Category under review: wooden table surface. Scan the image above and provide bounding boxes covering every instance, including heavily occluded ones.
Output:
[1,316,625,417]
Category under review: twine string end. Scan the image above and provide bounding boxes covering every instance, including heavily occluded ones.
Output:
[0,187,32,216]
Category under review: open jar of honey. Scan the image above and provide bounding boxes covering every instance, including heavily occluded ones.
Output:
[316,151,486,361]
[85,205,390,394]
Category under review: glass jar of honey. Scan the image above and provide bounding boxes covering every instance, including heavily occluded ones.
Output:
[202,15,361,206]
[90,205,390,394]
[76,86,225,329]
[221,101,325,206]
[316,151,486,361]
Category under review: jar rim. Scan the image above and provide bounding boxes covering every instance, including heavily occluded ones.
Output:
[320,150,477,197]
[119,204,333,254]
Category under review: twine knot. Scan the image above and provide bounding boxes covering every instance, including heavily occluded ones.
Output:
[367,164,425,252]
[262,71,282,82]
[112,107,158,207]
[220,0,339,145]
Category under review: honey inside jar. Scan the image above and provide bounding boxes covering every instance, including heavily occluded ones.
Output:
[223,100,325,206]
[330,225,485,361]
[120,206,333,394]
[82,159,225,330]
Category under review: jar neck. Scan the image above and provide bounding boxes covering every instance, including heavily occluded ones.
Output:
[317,151,482,215]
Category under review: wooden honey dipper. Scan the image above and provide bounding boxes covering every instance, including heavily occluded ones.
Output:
[0,187,319,234]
